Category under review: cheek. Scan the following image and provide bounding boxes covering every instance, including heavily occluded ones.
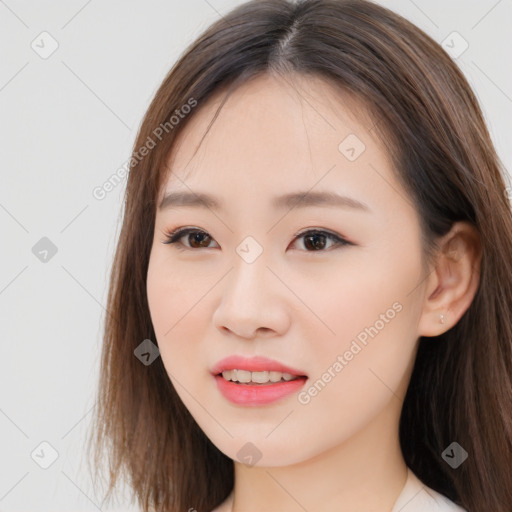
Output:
[146,252,213,385]
[147,251,200,335]
[301,253,412,346]
[300,245,421,395]
[147,256,188,359]
[291,285,417,462]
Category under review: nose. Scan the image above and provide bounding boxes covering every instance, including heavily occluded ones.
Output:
[212,253,291,340]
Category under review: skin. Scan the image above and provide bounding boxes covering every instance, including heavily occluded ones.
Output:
[146,72,481,512]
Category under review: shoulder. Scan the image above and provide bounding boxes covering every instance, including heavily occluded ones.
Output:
[391,468,467,512]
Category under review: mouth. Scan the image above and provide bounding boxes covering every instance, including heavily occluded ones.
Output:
[211,355,308,382]
[211,355,308,405]
[217,369,307,385]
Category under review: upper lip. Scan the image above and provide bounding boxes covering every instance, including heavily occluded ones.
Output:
[211,355,307,377]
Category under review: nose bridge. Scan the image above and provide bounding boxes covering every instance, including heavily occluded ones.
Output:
[225,241,271,308]
[213,239,289,337]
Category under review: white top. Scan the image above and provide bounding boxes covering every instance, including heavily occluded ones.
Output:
[211,467,467,512]
[391,468,467,511]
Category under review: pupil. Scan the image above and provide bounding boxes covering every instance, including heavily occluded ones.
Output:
[305,233,326,250]
[190,233,210,248]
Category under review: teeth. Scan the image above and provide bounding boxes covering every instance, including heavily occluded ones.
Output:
[269,371,282,382]
[236,369,251,383]
[251,371,269,383]
[221,369,300,384]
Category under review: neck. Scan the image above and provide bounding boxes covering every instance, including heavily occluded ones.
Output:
[228,396,408,512]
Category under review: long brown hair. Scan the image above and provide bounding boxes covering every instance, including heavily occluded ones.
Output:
[87,1,512,510]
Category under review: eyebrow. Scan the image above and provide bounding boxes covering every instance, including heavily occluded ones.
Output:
[159,190,371,213]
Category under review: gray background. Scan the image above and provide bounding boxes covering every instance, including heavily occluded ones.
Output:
[1,0,511,511]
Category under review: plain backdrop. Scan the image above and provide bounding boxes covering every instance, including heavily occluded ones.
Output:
[1,0,511,510]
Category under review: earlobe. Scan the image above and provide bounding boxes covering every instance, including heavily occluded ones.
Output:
[417,222,482,337]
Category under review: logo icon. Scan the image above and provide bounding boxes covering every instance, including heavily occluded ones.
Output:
[441,32,469,59]
[31,441,59,469]
[134,339,160,365]
[236,442,263,467]
[236,236,263,264]
[32,237,58,263]
[31,32,59,59]
[442,441,468,468]
[338,134,366,161]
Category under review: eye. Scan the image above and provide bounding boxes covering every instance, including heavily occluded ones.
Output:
[291,228,351,251]
[162,227,219,250]
[161,227,352,252]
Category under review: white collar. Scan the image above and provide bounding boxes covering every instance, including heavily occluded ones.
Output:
[391,468,467,511]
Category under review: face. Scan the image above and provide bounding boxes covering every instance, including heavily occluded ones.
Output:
[146,73,427,466]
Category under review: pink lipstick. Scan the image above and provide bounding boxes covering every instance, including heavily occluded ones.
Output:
[211,355,307,406]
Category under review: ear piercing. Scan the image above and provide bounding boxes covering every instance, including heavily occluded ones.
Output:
[440,313,446,324]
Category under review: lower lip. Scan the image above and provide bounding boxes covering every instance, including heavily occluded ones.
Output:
[214,375,307,406]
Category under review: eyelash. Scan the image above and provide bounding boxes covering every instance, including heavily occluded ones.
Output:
[160,227,352,252]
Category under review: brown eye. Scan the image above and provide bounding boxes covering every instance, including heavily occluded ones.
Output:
[292,229,350,252]
[163,228,217,249]
[302,232,329,251]
[187,231,213,248]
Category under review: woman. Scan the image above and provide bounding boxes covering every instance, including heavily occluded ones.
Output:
[87,1,512,511]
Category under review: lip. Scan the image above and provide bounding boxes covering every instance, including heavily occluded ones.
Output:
[211,355,308,406]
[211,355,307,377]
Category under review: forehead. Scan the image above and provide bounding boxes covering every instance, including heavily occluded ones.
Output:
[159,72,400,210]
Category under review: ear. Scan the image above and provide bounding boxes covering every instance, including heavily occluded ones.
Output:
[417,221,482,337]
